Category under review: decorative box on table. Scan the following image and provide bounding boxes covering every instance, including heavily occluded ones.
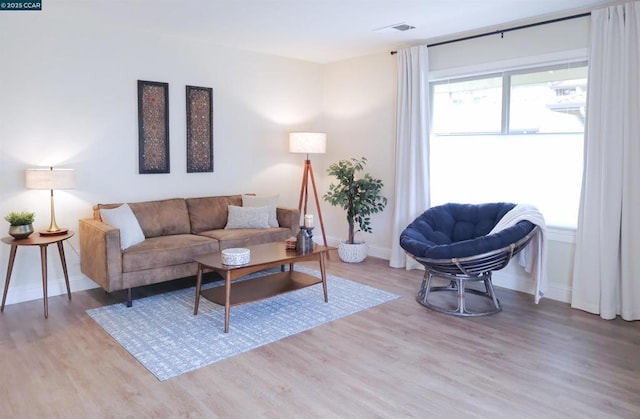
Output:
[221,248,250,265]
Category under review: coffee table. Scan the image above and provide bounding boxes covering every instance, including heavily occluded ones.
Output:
[193,242,331,333]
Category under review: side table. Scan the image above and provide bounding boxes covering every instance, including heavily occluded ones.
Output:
[1,231,74,318]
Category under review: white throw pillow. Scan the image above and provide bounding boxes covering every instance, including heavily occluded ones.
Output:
[242,194,279,227]
[100,204,146,250]
[225,205,270,229]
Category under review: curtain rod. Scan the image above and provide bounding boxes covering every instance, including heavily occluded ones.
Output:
[390,11,591,55]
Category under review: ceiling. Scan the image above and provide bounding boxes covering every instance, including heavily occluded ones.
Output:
[60,0,622,63]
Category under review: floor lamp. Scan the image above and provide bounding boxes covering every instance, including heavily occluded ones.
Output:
[26,167,76,235]
[289,132,328,250]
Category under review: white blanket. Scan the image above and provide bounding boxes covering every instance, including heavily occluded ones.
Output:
[488,204,547,304]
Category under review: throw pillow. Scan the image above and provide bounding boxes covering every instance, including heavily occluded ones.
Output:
[100,203,146,250]
[242,194,279,227]
[225,205,270,229]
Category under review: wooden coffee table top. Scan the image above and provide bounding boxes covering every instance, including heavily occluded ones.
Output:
[195,242,331,272]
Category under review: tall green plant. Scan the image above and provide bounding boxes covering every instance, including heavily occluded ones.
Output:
[323,157,387,244]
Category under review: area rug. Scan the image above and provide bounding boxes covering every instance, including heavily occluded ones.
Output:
[86,266,399,381]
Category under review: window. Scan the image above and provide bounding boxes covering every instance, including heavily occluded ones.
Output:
[429,61,587,228]
[432,62,587,135]
[432,75,502,134]
[509,64,587,134]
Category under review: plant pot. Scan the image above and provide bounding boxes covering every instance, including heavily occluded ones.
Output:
[338,241,369,263]
[8,224,34,240]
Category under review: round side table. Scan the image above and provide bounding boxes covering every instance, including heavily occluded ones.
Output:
[1,231,74,318]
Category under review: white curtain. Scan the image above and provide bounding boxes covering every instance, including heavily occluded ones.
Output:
[572,2,640,320]
[389,45,431,268]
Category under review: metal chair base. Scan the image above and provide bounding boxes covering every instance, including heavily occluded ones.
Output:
[416,270,502,317]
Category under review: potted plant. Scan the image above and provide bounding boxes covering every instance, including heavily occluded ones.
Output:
[4,211,35,239]
[323,157,387,263]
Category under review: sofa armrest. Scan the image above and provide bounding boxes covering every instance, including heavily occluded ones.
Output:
[79,218,124,292]
[276,206,300,232]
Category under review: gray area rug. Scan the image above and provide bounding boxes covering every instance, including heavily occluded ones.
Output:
[86,266,399,381]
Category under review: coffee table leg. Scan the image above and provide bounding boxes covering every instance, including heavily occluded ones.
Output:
[319,252,328,303]
[194,263,202,315]
[224,272,231,333]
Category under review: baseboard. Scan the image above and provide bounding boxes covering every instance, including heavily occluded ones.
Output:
[323,236,391,260]
[2,275,99,307]
[6,238,571,306]
[323,235,571,304]
[491,271,572,304]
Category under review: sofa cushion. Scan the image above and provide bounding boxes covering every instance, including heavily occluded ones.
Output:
[186,195,242,233]
[199,227,292,250]
[225,205,270,229]
[128,198,190,238]
[242,194,279,227]
[99,203,146,250]
[122,234,219,272]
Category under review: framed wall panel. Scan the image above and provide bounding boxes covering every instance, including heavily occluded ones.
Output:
[186,85,213,173]
[138,80,170,174]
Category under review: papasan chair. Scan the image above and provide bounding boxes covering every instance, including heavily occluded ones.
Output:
[400,202,539,317]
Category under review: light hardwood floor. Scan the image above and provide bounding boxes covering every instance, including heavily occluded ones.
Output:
[1,252,638,418]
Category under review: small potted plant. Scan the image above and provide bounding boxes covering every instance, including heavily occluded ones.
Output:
[323,157,387,263]
[4,211,35,239]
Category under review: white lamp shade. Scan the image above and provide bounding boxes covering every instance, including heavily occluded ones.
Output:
[26,168,76,190]
[289,132,327,154]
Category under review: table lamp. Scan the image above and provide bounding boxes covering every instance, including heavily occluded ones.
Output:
[289,132,328,249]
[26,167,75,235]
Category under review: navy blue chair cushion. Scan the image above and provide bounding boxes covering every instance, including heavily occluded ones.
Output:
[400,203,535,259]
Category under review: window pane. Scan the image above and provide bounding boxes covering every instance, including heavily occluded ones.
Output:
[432,76,502,134]
[429,133,583,228]
[509,64,587,134]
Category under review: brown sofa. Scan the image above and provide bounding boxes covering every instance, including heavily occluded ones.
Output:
[79,194,299,306]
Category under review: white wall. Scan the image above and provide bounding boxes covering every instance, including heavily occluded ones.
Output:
[0,7,324,304]
[320,53,397,256]
[428,16,589,71]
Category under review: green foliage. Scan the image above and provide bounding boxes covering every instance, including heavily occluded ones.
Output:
[4,211,35,226]
[323,157,387,244]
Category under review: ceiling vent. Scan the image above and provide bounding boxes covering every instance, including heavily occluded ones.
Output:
[373,23,416,33]
[391,23,415,32]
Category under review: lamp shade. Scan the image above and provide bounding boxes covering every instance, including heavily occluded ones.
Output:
[26,167,75,190]
[289,132,327,154]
